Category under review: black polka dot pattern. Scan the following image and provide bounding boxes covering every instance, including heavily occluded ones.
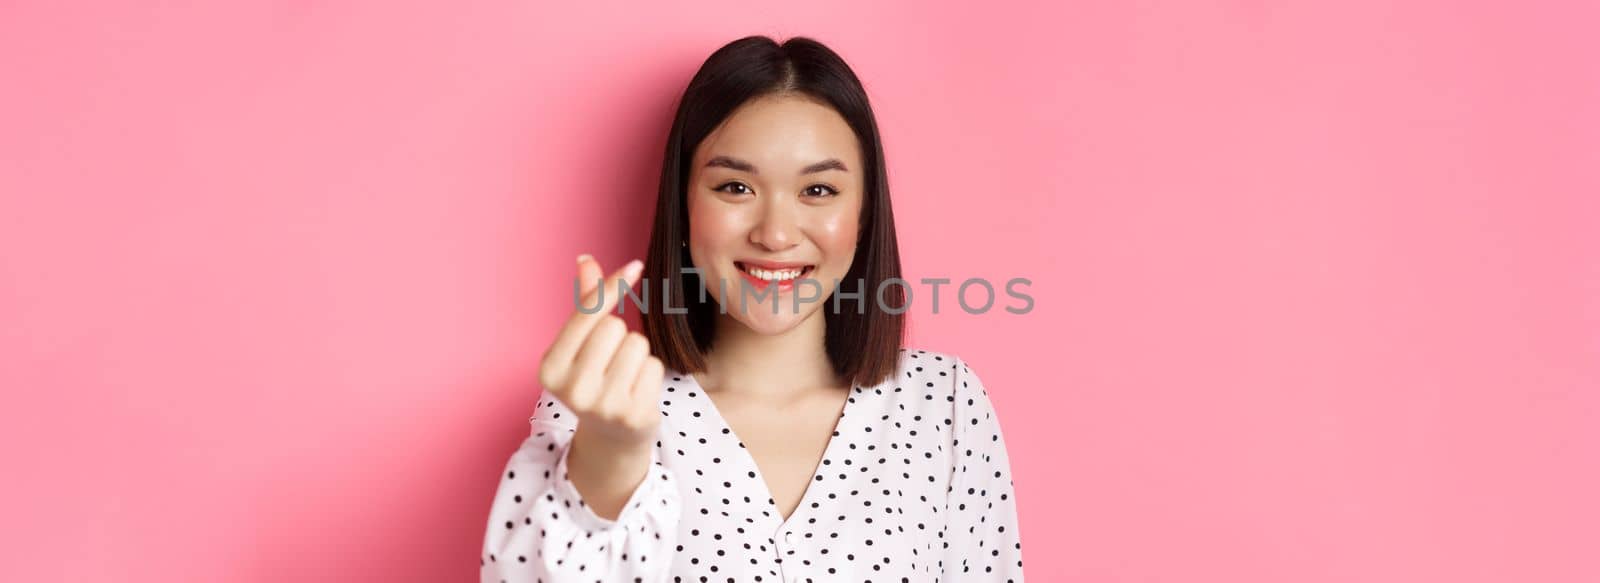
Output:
[479,349,1025,581]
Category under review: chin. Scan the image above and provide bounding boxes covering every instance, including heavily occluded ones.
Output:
[726,301,816,335]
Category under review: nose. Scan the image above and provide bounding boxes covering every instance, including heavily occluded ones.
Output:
[749,196,801,252]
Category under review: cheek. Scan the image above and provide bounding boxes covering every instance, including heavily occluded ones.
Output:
[809,208,860,255]
[686,196,747,246]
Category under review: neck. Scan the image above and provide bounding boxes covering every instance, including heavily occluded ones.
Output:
[694,309,840,397]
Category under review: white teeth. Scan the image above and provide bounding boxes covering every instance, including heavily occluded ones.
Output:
[741,264,806,281]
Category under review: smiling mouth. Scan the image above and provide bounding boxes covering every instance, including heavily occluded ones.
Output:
[734,261,816,282]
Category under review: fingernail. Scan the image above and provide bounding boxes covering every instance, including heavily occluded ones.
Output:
[623,259,643,278]
[576,253,592,264]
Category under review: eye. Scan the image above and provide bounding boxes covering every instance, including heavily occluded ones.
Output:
[803,184,840,198]
[713,181,753,195]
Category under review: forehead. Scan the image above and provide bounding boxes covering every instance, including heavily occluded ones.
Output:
[693,94,862,170]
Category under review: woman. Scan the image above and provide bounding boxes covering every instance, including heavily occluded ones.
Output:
[481,35,1025,582]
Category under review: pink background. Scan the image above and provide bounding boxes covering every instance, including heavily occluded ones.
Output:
[3,1,1597,581]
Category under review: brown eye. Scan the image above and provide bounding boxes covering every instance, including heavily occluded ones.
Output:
[804,184,840,198]
[714,182,752,195]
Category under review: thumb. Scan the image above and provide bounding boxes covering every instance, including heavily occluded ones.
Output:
[575,253,605,299]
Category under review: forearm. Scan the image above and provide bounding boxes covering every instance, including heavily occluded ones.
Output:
[565,426,653,520]
[479,413,682,583]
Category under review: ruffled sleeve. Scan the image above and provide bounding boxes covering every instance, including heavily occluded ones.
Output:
[479,393,681,582]
[942,356,1026,580]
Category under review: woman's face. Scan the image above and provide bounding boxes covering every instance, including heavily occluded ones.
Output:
[686,93,865,336]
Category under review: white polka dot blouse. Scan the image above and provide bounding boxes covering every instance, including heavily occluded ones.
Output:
[480,349,1025,582]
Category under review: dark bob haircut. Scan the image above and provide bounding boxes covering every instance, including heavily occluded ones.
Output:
[640,35,905,389]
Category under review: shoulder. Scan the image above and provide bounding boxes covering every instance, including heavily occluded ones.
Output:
[881,347,990,410]
[890,347,983,389]
[890,347,1002,431]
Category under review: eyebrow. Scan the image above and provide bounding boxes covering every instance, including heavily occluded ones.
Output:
[704,155,849,175]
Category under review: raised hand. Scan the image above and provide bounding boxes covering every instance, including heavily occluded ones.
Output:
[538,254,664,448]
[535,254,665,518]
